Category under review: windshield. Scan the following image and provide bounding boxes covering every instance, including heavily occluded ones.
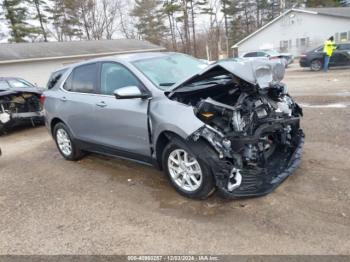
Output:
[132,53,207,90]
[8,79,34,88]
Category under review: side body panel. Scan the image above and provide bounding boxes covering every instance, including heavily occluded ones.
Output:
[149,95,204,154]
[92,95,150,156]
[44,88,96,141]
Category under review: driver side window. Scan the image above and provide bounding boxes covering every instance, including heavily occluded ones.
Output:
[100,62,141,95]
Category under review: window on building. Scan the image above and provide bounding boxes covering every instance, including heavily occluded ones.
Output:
[280,40,289,52]
[340,32,348,42]
[296,37,310,48]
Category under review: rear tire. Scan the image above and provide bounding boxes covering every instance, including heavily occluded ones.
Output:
[53,122,84,161]
[310,59,322,71]
[162,138,215,199]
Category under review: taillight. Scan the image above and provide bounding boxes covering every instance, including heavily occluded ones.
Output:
[269,56,279,60]
[300,54,307,58]
[40,94,46,106]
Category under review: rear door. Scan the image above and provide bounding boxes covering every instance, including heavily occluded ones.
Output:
[57,63,100,142]
[92,62,151,158]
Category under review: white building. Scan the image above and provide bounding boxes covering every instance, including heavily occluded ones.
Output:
[232,7,350,57]
[0,39,165,87]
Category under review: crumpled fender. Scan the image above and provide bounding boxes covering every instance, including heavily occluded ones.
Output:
[149,97,204,144]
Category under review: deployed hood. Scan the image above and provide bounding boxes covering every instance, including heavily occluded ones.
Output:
[168,59,285,94]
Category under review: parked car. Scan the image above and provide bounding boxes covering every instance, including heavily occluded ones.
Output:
[0,77,44,133]
[241,50,292,67]
[44,52,304,200]
[264,49,294,65]
[299,42,350,71]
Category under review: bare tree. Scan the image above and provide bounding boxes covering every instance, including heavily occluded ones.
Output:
[116,0,138,39]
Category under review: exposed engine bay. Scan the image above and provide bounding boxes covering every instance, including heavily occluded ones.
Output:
[0,90,44,133]
[168,60,304,198]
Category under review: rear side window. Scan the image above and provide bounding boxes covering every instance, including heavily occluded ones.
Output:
[64,63,98,93]
[47,69,67,90]
[257,52,268,57]
[338,44,350,50]
[244,52,257,57]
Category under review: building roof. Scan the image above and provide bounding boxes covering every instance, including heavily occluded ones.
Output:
[0,39,165,64]
[232,7,350,48]
[307,7,350,19]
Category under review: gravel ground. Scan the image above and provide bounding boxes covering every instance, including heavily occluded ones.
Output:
[0,66,349,255]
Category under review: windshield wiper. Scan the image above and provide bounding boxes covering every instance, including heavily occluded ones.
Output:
[159,82,175,87]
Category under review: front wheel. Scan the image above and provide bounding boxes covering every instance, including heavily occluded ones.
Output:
[162,139,215,199]
[310,59,322,71]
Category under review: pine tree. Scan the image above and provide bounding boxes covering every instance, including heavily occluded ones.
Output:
[27,0,49,41]
[46,0,83,41]
[131,0,167,45]
[163,0,182,50]
[2,0,37,42]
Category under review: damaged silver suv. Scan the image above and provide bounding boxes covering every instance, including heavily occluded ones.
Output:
[44,52,304,199]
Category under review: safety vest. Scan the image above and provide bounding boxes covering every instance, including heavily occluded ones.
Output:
[323,40,336,57]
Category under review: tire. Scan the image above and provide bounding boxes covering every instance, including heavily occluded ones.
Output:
[162,138,215,199]
[310,59,322,71]
[53,122,84,161]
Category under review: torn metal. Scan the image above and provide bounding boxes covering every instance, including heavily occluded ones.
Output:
[0,88,44,132]
[170,59,304,198]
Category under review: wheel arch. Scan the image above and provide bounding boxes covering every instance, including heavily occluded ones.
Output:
[50,117,66,136]
[154,131,185,170]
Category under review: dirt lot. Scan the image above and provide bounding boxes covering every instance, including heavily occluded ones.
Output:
[0,66,350,255]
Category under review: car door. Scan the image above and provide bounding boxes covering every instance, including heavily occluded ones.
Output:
[330,51,348,67]
[92,62,151,158]
[58,63,100,143]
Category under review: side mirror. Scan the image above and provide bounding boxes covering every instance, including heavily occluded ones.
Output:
[114,86,151,99]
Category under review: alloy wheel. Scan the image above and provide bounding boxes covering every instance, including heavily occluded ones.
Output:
[56,128,72,156]
[311,60,322,71]
[167,149,203,192]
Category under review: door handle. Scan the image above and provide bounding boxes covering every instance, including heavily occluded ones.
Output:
[96,101,107,108]
[60,96,67,102]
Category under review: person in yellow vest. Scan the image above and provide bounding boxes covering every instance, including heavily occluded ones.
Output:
[323,36,336,72]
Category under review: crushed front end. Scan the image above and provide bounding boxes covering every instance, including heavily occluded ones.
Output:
[169,60,304,198]
[0,89,44,133]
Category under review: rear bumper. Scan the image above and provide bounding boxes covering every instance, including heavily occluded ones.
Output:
[299,59,310,67]
[11,111,44,120]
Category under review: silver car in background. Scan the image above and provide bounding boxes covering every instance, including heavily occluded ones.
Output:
[44,52,304,199]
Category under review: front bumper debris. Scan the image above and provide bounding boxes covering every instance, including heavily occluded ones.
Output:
[214,130,304,198]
